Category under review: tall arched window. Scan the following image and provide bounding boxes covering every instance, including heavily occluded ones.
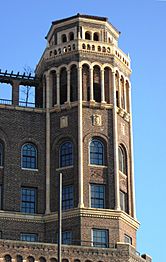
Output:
[90,139,104,165]
[85,31,91,40]
[93,65,101,102]
[60,141,73,167]
[0,143,3,166]
[62,34,67,43]
[70,65,78,102]
[118,145,127,175]
[4,255,12,262]
[22,143,37,169]
[69,32,74,41]
[94,32,99,41]
[60,67,67,105]
[82,64,90,101]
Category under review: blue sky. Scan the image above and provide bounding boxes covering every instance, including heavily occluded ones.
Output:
[0,0,165,261]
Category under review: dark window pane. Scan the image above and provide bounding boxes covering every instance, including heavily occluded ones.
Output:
[21,188,36,214]
[60,142,73,167]
[22,144,37,169]
[90,139,104,165]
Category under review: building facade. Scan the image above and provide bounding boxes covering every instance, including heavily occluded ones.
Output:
[0,14,151,262]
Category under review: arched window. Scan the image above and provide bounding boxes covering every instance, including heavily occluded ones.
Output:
[118,145,127,174]
[50,258,57,262]
[22,143,37,169]
[60,67,67,105]
[39,257,46,262]
[0,143,3,166]
[4,255,12,262]
[90,139,104,165]
[82,64,90,101]
[16,255,23,262]
[27,257,35,262]
[93,65,101,102]
[94,32,99,41]
[70,65,78,102]
[69,32,74,41]
[85,31,91,40]
[50,70,57,106]
[62,34,67,43]
[60,141,73,167]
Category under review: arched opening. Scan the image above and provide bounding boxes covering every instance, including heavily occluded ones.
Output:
[0,82,12,105]
[60,67,67,105]
[70,65,78,102]
[85,31,91,40]
[93,65,101,102]
[94,32,99,41]
[62,34,67,43]
[82,43,86,49]
[104,67,111,103]
[115,72,119,107]
[50,258,57,262]
[27,256,35,262]
[39,257,46,262]
[62,259,69,262]
[87,44,91,50]
[82,64,90,101]
[120,76,125,109]
[74,260,81,262]
[126,80,130,113]
[118,144,127,175]
[50,71,57,106]
[4,255,12,262]
[69,32,74,41]
[16,255,23,262]
[92,45,95,51]
[98,46,101,52]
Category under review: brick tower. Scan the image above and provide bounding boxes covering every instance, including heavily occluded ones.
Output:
[0,14,151,262]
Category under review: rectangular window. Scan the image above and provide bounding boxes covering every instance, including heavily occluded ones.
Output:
[62,231,72,245]
[62,185,74,210]
[92,229,108,248]
[21,187,36,214]
[20,233,38,242]
[91,184,105,208]
[120,190,128,212]
[124,234,132,245]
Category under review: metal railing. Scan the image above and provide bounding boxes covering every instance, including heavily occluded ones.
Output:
[0,99,12,105]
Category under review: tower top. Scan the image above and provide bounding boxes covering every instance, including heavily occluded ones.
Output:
[46,13,120,40]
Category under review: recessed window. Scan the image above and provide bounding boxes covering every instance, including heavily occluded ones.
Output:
[94,32,99,41]
[92,229,108,248]
[21,143,37,169]
[120,190,128,213]
[21,187,36,214]
[62,34,67,43]
[62,231,72,245]
[20,233,38,242]
[90,139,104,165]
[62,185,74,210]
[0,185,2,210]
[91,184,105,208]
[118,145,127,174]
[69,32,74,41]
[0,143,3,166]
[85,31,91,40]
[60,141,73,167]
[124,234,132,245]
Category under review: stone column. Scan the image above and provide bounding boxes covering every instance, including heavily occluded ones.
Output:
[101,69,105,103]
[78,65,84,208]
[12,81,20,106]
[45,72,51,214]
[67,69,71,103]
[112,70,120,211]
[128,82,136,219]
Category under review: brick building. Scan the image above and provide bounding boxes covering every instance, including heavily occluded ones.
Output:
[0,14,151,262]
